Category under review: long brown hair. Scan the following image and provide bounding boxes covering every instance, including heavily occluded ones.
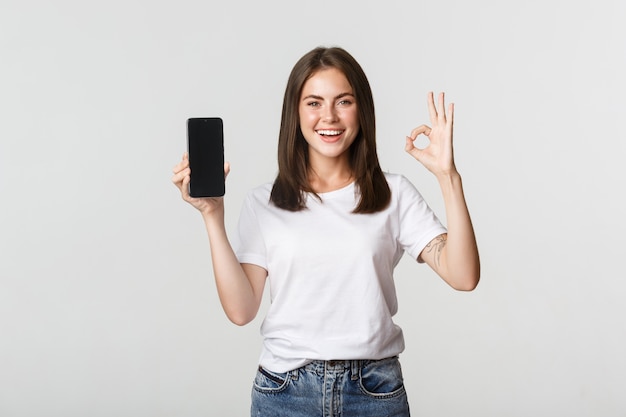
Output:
[270,46,390,213]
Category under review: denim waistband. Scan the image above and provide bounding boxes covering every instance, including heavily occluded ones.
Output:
[301,357,397,380]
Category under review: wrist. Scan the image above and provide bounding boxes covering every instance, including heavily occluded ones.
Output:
[201,204,225,223]
[435,168,461,184]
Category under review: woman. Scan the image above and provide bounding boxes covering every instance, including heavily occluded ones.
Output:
[172,46,479,416]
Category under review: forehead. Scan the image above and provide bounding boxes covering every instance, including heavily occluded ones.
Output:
[301,67,353,96]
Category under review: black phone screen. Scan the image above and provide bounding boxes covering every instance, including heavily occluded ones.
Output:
[187,117,225,197]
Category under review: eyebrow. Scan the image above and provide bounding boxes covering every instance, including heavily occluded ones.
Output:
[301,92,355,101]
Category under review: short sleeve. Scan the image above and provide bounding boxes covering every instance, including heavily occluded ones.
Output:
[395,175,447,262]
[233,191,268,269]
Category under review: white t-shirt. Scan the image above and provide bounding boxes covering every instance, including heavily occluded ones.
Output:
[234,172,447,372]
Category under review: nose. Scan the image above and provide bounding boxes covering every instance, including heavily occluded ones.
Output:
[322,105,338,122]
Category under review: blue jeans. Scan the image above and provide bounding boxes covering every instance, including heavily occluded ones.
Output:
[251,356,410,417]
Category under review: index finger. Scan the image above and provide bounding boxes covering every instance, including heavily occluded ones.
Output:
[409,124,432,139]
[172,153,190,173]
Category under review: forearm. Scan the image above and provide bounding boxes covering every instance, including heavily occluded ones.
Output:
[202,209,264,325]
[437,171,480,290]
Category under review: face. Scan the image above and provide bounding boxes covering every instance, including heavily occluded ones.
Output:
[298,67,360,165]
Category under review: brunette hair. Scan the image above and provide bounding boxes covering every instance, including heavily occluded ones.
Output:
[270,46,391,213]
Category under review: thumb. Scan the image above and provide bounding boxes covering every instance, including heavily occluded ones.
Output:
[405,136,424,161]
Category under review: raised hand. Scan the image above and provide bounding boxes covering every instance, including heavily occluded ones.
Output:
[405,92,457,178]
[404,92,480,291]
[171,153,267,325]
[171,152,230,216]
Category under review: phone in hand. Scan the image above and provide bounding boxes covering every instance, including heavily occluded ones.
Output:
[187,117,225,198]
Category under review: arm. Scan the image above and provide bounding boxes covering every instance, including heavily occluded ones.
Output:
[406,92,480,291]
[172,154,267,324]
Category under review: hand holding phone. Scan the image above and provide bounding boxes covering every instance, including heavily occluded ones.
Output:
[187,117,225,198]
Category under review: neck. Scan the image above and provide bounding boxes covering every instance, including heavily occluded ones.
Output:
[309,172,354,193]
[307,157,353,193]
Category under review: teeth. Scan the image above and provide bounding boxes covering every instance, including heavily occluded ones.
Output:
[317,130,343,136]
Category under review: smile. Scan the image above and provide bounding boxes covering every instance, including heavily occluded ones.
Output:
[316,129,344,136]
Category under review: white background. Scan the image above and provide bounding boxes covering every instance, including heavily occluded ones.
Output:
[1,0,625,416]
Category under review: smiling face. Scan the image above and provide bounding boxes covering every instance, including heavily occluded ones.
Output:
[298,67,360,166]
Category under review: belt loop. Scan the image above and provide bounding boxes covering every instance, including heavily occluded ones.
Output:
[351,360,360,380]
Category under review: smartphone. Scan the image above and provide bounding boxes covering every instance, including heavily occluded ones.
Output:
[187,117,225,198]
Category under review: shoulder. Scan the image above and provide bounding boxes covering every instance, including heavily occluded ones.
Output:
[382,172,432,214]
[383,172,420,195]
[248,181,273,196]
[243,182,273,207]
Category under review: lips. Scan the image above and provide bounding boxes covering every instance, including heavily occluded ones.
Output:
[316,129,345,142]
[316,129,344,136]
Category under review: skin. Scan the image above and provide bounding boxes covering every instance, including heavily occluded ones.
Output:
[405,92,480,291]
[171,156,267,325]
[171,77,479,325]
[298,68,359,192]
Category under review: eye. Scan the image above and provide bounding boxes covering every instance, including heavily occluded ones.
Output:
[338,99,353,106]
[306,101,320,107]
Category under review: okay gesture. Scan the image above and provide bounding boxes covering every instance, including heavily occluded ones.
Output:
[405,92,457,178]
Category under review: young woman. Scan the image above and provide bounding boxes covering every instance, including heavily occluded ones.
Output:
[172,46,479,417]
